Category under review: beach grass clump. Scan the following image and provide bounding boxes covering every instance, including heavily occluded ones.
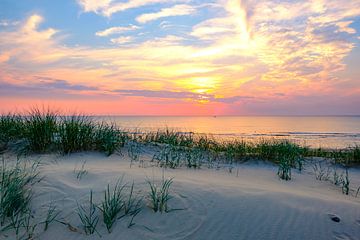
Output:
[147,178,173,213]
[99,179,126,233]
[277,157,292,180]
[127,141,142,165]
[223,140,250,163]
[59,116,126,155]
[77,190,99,235]
[194,134,219,152]
[24,108,58,153]
[58,115,95,154]
[185,147,203,169]
[0,157,40,225]
[343,145,360,166]
[94,123,126,156]
[153,145,181,169]
[144,129,194,147]
[255,139,306,169]
[306,146,360,166]
[0,113,25,148]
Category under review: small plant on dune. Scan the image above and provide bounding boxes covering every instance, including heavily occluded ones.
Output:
[147,178,173,213]
[0,157,40,225]
[127,141,142,167]
[341,168,350,195]
[42,202,60,231]
[153,146,181,169]
[24,108,58,153]
[332,167,342,186]
[123,181,142,228]
[22,210,38,239]
[277,157,291,180]
[74,161,88,180]
[77,190,99,236]
[312,161,331,181]
[185,148,203,169]
[99,179,126,233]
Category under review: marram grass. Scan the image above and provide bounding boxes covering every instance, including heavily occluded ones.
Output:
[1,107,360,167]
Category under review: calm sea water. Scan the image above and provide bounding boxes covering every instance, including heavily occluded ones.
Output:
[94,116,360,148]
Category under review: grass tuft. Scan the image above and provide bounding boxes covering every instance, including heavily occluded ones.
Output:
[58,115,95,154]
[153,146,181,169]
[99,179,126,233]
[277,157,291,180]
[74,161,88,180]
[147,178,173,213]
[94,122,126,156]
[25,107,58,153]
[0,157,40,225]
[42,202,60,232]
[77,190,99,236]
[0,113,25,149]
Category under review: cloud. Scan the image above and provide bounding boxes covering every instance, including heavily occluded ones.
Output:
[95,25,139,37]
[0,19,19,27]
[0,77,99,99]
[112,89,252,103]
[2,0,360,114]
[76,0,112,14]
[77,0,189,17]
[136,4,196,23]
[35,76,99,91]
[110,36,134,44]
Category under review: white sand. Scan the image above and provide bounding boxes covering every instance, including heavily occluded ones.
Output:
[1,150,360,240]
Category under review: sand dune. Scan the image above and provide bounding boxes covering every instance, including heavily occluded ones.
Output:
[1,151,360,240]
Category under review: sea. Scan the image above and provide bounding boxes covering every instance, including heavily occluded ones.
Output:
[94,116,360,149]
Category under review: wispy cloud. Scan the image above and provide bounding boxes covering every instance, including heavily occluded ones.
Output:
[136,4,196,23]
[110,36,134,44]
[77,0,189,17]
[2,0,360,114]
[0,19,19,27]
[112,89,252,103]
[95,25,139,37]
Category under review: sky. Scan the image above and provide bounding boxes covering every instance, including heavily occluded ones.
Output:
[0,0,360,115]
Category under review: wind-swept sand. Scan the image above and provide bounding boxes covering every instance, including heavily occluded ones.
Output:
[2,150,360,240]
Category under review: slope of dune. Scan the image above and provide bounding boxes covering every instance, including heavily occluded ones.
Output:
[1,151,360,240]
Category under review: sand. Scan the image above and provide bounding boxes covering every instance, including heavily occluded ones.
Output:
[1,149,360,240]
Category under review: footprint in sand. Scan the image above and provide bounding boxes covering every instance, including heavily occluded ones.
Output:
[328,213,341,223]
[333,231,357,240]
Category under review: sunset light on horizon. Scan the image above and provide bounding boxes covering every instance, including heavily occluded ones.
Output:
[1,0,360,115]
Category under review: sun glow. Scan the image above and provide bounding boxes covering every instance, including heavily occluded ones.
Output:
[0,0,359,115]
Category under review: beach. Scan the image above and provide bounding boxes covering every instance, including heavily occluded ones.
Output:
[1,145,360,240]
[2,0,360,238]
